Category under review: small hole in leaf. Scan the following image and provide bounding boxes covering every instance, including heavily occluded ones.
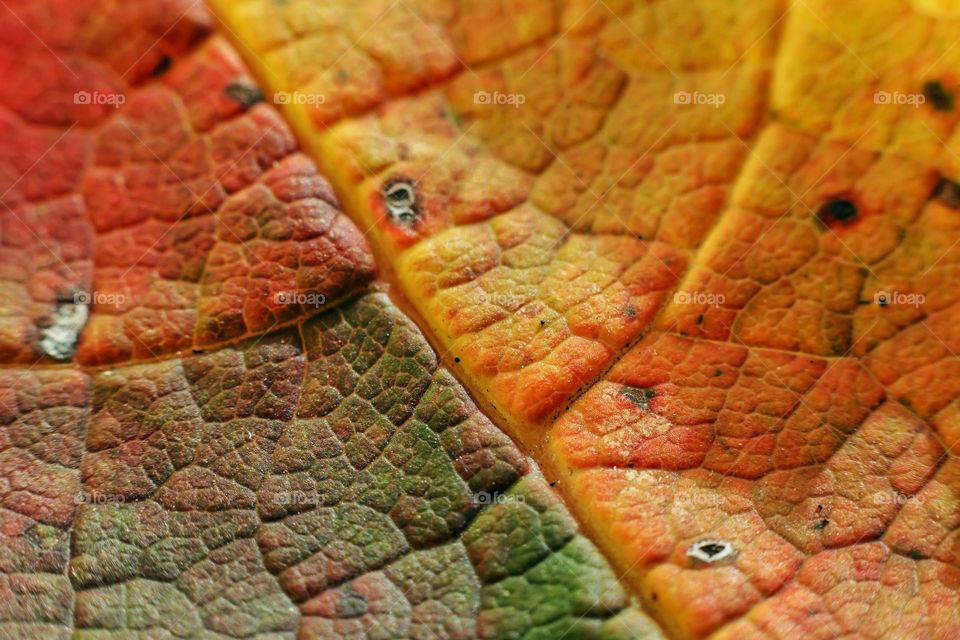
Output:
[923,80,954,112]
[383,180,419,224]
[818,198,858,226]
[385,182,415,208]
[933,177,960,209]
[687,539,735,563]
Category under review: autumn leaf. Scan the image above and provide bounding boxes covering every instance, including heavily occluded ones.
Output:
[0,1,658,638]
[3,0,960,639]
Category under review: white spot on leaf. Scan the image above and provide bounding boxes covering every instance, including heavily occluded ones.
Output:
[686,539,735,563]
[39,301,88,360]
[383,180,417,223]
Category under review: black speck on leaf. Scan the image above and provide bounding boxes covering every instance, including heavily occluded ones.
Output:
[150,55,172,77]
[923,80,955,112]
[818,198,858,226]
[933,177,960,209]
[224,81,264,108]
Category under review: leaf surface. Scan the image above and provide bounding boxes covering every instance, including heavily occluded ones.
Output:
[208,0,960,637]
[0,1,660,638]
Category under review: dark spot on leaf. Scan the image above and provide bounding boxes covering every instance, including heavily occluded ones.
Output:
[625,305,637,318]
[923,80,954,112]
[933,177,960,209]
[817,198,858,226]
[150,55,172,77]
[813,518,829,531]
[224,81,264,109]
[713,368,724,377]
[621,385,655,411]
[696,313,705,325]
[454,357,461,363]
[909,548,924,560]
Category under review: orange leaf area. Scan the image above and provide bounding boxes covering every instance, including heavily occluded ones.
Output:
[211,0,960,636]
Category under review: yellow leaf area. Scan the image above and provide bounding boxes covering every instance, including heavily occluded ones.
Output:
[209,0,960,637]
